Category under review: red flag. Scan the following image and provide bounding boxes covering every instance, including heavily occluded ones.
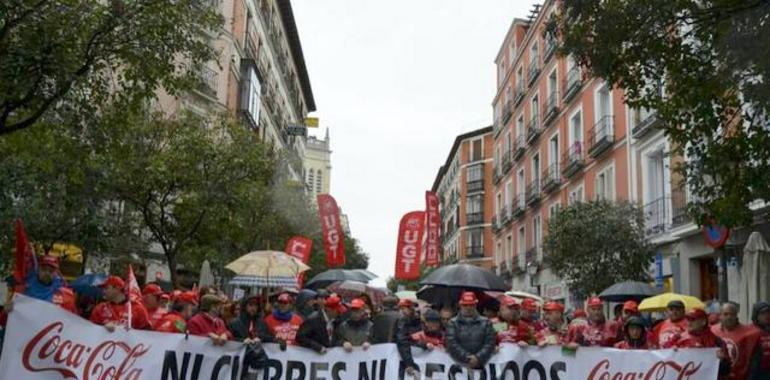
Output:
[285,236,313,287]
[317,194,345,267]
[13,219,36,293]
[126,265,141,329]
[425,191,441,267]
[394,211,426,280]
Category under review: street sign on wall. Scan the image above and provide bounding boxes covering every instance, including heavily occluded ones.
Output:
[702,222,730,248]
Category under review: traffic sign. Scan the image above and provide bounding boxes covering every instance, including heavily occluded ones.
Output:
[702,221,730,248]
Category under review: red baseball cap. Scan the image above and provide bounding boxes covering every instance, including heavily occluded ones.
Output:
[99,275,125,289]
[350,298,366,310]
[398,298,415,308]
[277,293,293,304]
[40,256,59,270]
[458,292,478,306]
[160,293,171,301]
[176,291,199,306]
[521,298,538,311]
[543,301,565,312]
[573,308,587,318]
[501,296,519,308]
[324,295,346,313]
[142,283,163,296]
[623,300,639,313]
[586,297,603,308]
[686,308,707,320]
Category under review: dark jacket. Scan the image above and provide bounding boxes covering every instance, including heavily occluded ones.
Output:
[749,302,770,380]
[297,310,335,353]
[445,313,496,368]
[334,318,373,346]
[296,289,318,319]
[228,312,273,343]
[370,308,401,344]
[396,315,423,367]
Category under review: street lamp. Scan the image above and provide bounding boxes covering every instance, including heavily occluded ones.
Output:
[526,260,539,292]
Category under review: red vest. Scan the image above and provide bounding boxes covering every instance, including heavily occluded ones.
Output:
[187,312,233,339]
[89,300,150,329]
[536,325,566,346]
[497,320,532,344]
[568,319,618,347]
[673,329,721,348]
[653,318,688,348]
[411,331,445,347]
[154,312,186,334]
[147,306,168,329]
[264,314,303,345]
[711,323,761,380]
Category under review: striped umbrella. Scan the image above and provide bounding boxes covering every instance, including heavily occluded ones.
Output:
[229,275,299,288]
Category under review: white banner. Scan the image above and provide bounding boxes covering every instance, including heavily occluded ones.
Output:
[0,295,720,379]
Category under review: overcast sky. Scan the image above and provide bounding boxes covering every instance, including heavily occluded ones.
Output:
[292,0,538,281]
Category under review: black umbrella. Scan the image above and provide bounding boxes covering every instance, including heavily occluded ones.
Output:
[305,269,374,289]
[599,280,661,302]
[420,264,507,291]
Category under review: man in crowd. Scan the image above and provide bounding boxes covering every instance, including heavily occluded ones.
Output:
[569,309,588,328]
[439,305,455,326]
[295,289,318,319]
[537,301,567,346]
[403,309,445,376]
[711,301,761,380]
[264,292,303,349]
[188,294,232,345]
[90,275,150,330]
[445,292,496,370]
[154,291,198,334]
[614,316,651,349]
[567,297,618,347]
[396,298,422,352]
[336,298,373,351]
[496,296,534,346]
[371,296,401,344]
[521,298,543,331]
[142,283,167,328]
[297,294,345,353]
[229,295,272,344]
[749,301,770,379]
[651,300,688,348]
[21,256,77,313]
[668,308,731,376]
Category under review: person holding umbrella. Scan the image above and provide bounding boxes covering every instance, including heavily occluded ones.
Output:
[446,292,496,370]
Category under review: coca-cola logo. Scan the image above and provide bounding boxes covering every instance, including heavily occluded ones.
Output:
[22,322,150,380]
[588,359,702,380]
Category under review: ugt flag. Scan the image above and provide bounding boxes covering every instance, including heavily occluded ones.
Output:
[394,211,425,280]
[317,194,345,267]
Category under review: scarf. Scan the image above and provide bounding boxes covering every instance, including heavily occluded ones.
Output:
[24,272,63,302]
[272,308,294,322]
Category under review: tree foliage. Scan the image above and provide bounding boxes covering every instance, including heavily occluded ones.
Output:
[543,201,654,299]
[557,0,770,228]
[0,0,221,135]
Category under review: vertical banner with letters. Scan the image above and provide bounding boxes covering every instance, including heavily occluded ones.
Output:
[317,194,345,267]
[285,236,313,287]
[394,211,425,280]
[424,191,441,267]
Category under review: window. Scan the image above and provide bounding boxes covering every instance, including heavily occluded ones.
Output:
[471,139,483,161]
[307,169,315,190]
[505,180,513,208]
[241,65,262,123]
[504,132,512,153]
[517,226,526,267]
[506,235,513,267]
[531,94,540,124]
[467,164,483,185]
[466,195,483,224]
[547,68,558,103]
[569,108,583,148]
[496,242,503,269]
[548,133,559,168]
[595,163,615,200]
[466,229,483,256]
[316,170,323,194]
[533,215,542,253]
[516,169,525,205]
[568,184,584,205]
[496,192,503,214]
[548,202,561,219]
[530,43,539,65]
[510,39,516,62]
[516,114,525,138]
[531,153,541,185]
[595,82,612,136]
[644,147,667,203]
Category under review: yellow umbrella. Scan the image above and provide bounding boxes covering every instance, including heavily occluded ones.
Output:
[225,250,310,277]
[638,292,705,312]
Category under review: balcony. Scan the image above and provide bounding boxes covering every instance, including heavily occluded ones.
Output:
[467,180,484,193]
[198,66,218,96]
[502,102,513,124]
[588,115,615,158]
[514,83,525,106]
[671,188,690,227]
[503,205,514,225]
[502,150,513,174]
[513,136,526,161]
[643,197,668,236]
[527,60,540,86]
[512,196,526,218]
[541,163,561,193]
[563,66,582,103]
[466,245,485,259]
[493,118,503,137]
[511,259,525,275]
[492,215,501,233]
[467,212,484,226]
[561,142,585,178]
[493,165,503,185]
[543,91,559,127]
[525,246,539,265]
[544,36,557,62]
[526,181,541,206]
[632,111,661,138]
[526,116,542,145]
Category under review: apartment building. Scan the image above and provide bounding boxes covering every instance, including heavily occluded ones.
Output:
[432,127,496,269]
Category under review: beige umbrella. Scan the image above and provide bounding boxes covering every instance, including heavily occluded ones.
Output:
[225,250,311,278]
[739,232,770,322]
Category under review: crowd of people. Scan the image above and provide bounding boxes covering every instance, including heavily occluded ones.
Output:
[1,256,769,379]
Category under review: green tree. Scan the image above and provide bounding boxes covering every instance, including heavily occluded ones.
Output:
[0,0,221,135]
[556,0,770,228]
[543,201,654,299]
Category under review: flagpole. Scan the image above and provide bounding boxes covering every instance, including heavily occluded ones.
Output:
[127,265,133,330]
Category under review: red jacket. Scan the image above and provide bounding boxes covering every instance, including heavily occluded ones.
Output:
[711,323,761,380]
[187,312,233,339]
[567,319,619,347]
[497,320,533,344]
[411,330,445,348]
[147,306,168,329]
[671,328,723,348]
[652,318,688,348]
[264,313,303,345]
[536,325,567,346]
[90,299,150,329]
[154,311,186,334]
